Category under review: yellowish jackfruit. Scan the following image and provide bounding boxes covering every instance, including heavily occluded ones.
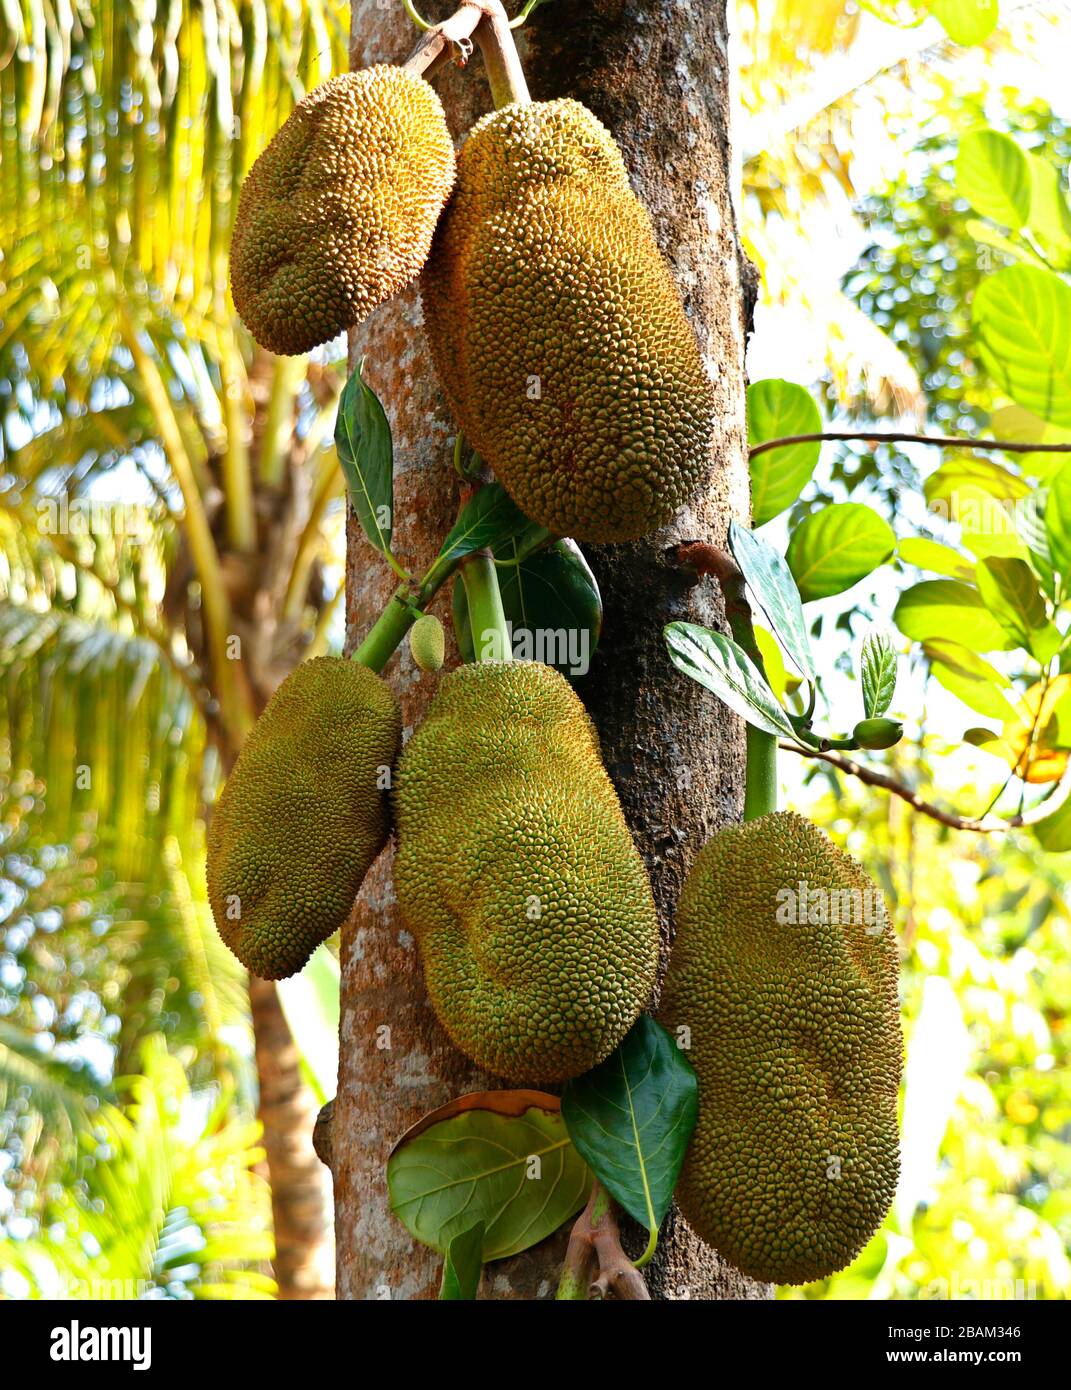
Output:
[230,66,455,355]
[659,811,901,1285]
[421,99,716,542]
[207,657,401,979]
[393,660,658,1081]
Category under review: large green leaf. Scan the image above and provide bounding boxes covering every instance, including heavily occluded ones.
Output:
[728,520,815,683]
[986,405,1071,482]
[1033,793,1071,852]
[897,536,976,582]
[452,539,602,680]
[561,1017,698,1256]
[973,265,1071,429]
[955,129,1030,230]
[439,1222,485,1301]
[1026,152,1071,270]
[861,629,898,719]
[930,0,999,45]
[923,639,1016,720]
[1048,462,1071,575]
[387,1092,591,1262]
[747,379,822,527]
[975,557,1060,662]
[786,503,896,601]
[664,623,796,737]
[894,579,1014,652]
[335,361,395,561]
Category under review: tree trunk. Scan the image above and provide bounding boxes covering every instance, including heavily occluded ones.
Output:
[332,0,768,1300]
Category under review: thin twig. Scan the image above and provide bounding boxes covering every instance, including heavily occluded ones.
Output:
[779,740,1020,833]
[748,430,1071,460]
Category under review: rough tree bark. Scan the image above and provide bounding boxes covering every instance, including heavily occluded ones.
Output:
[331,0,769,1300]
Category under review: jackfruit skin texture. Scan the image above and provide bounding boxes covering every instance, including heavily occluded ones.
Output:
[207,657,401,980]
[421,100,716,543]
[658,811,902,1285]
[230,66,455,355]
[393,660,658,1082]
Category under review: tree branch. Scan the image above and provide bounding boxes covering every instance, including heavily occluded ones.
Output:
[779,740,1023,833]
[748,430,1071,460]
[556,1182,651,1300]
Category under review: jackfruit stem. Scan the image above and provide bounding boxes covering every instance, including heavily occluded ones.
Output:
[461,548,513,662]
[474,5,531,108]
[401,2,530,110]
[352,584,421,674]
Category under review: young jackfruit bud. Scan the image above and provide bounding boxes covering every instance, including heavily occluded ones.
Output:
[853,718,904,750]
[230,65,456,355]
[409,613,445,672]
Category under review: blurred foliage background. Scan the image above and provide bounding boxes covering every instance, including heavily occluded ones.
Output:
[1,0,1069,1299]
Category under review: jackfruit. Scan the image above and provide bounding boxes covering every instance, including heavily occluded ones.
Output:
[409,613,446,672]
[659,811,901,1285]
[421,99,716,543]
[230,65,456,355]
[393,660,658,1081]
[207,657,401,979]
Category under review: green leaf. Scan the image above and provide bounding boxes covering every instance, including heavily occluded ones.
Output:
[387,1092,591,1262]
[1033,792,1071,852]
[439,1221,484,1301]
[1048,461,1071,575]
[923,639,1016,719]
[753,625,789,701]
[924,455,1031,504]
[897,536,976,581]
[561,1017,698,1256]
[786,503,896,602]
[975,557,1059,660]
[1025,152,1071,269]
[987,405,1071,481]
[964,218,1046,269]
[747,379,822,527]
[894,579,1015,652]
[973,265,1071,429]
[728,520,815,682]
[930,0,998,46]
[861,629,898,718]
[431,483,535,582]
[664,623,796,737]
[955,129,1030,229]
[335,361,395,560]
[452,539,602,681]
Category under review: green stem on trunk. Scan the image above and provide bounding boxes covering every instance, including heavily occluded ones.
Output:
[461,548,512,663]
[352,584,421,673]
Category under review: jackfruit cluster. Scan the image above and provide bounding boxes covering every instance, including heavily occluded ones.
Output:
[393,660,658,1081]
[206,657,401,979]
[421,99,717,543]
[230,65,456,355]
[659,811,902,1285]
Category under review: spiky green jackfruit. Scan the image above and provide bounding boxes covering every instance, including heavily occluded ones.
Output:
[421,99,717,543]
[230,65,455,355]
[393,660,658,1082]
[207,657,401,979]
[659,811,901,1285]
[409,613,445,672]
